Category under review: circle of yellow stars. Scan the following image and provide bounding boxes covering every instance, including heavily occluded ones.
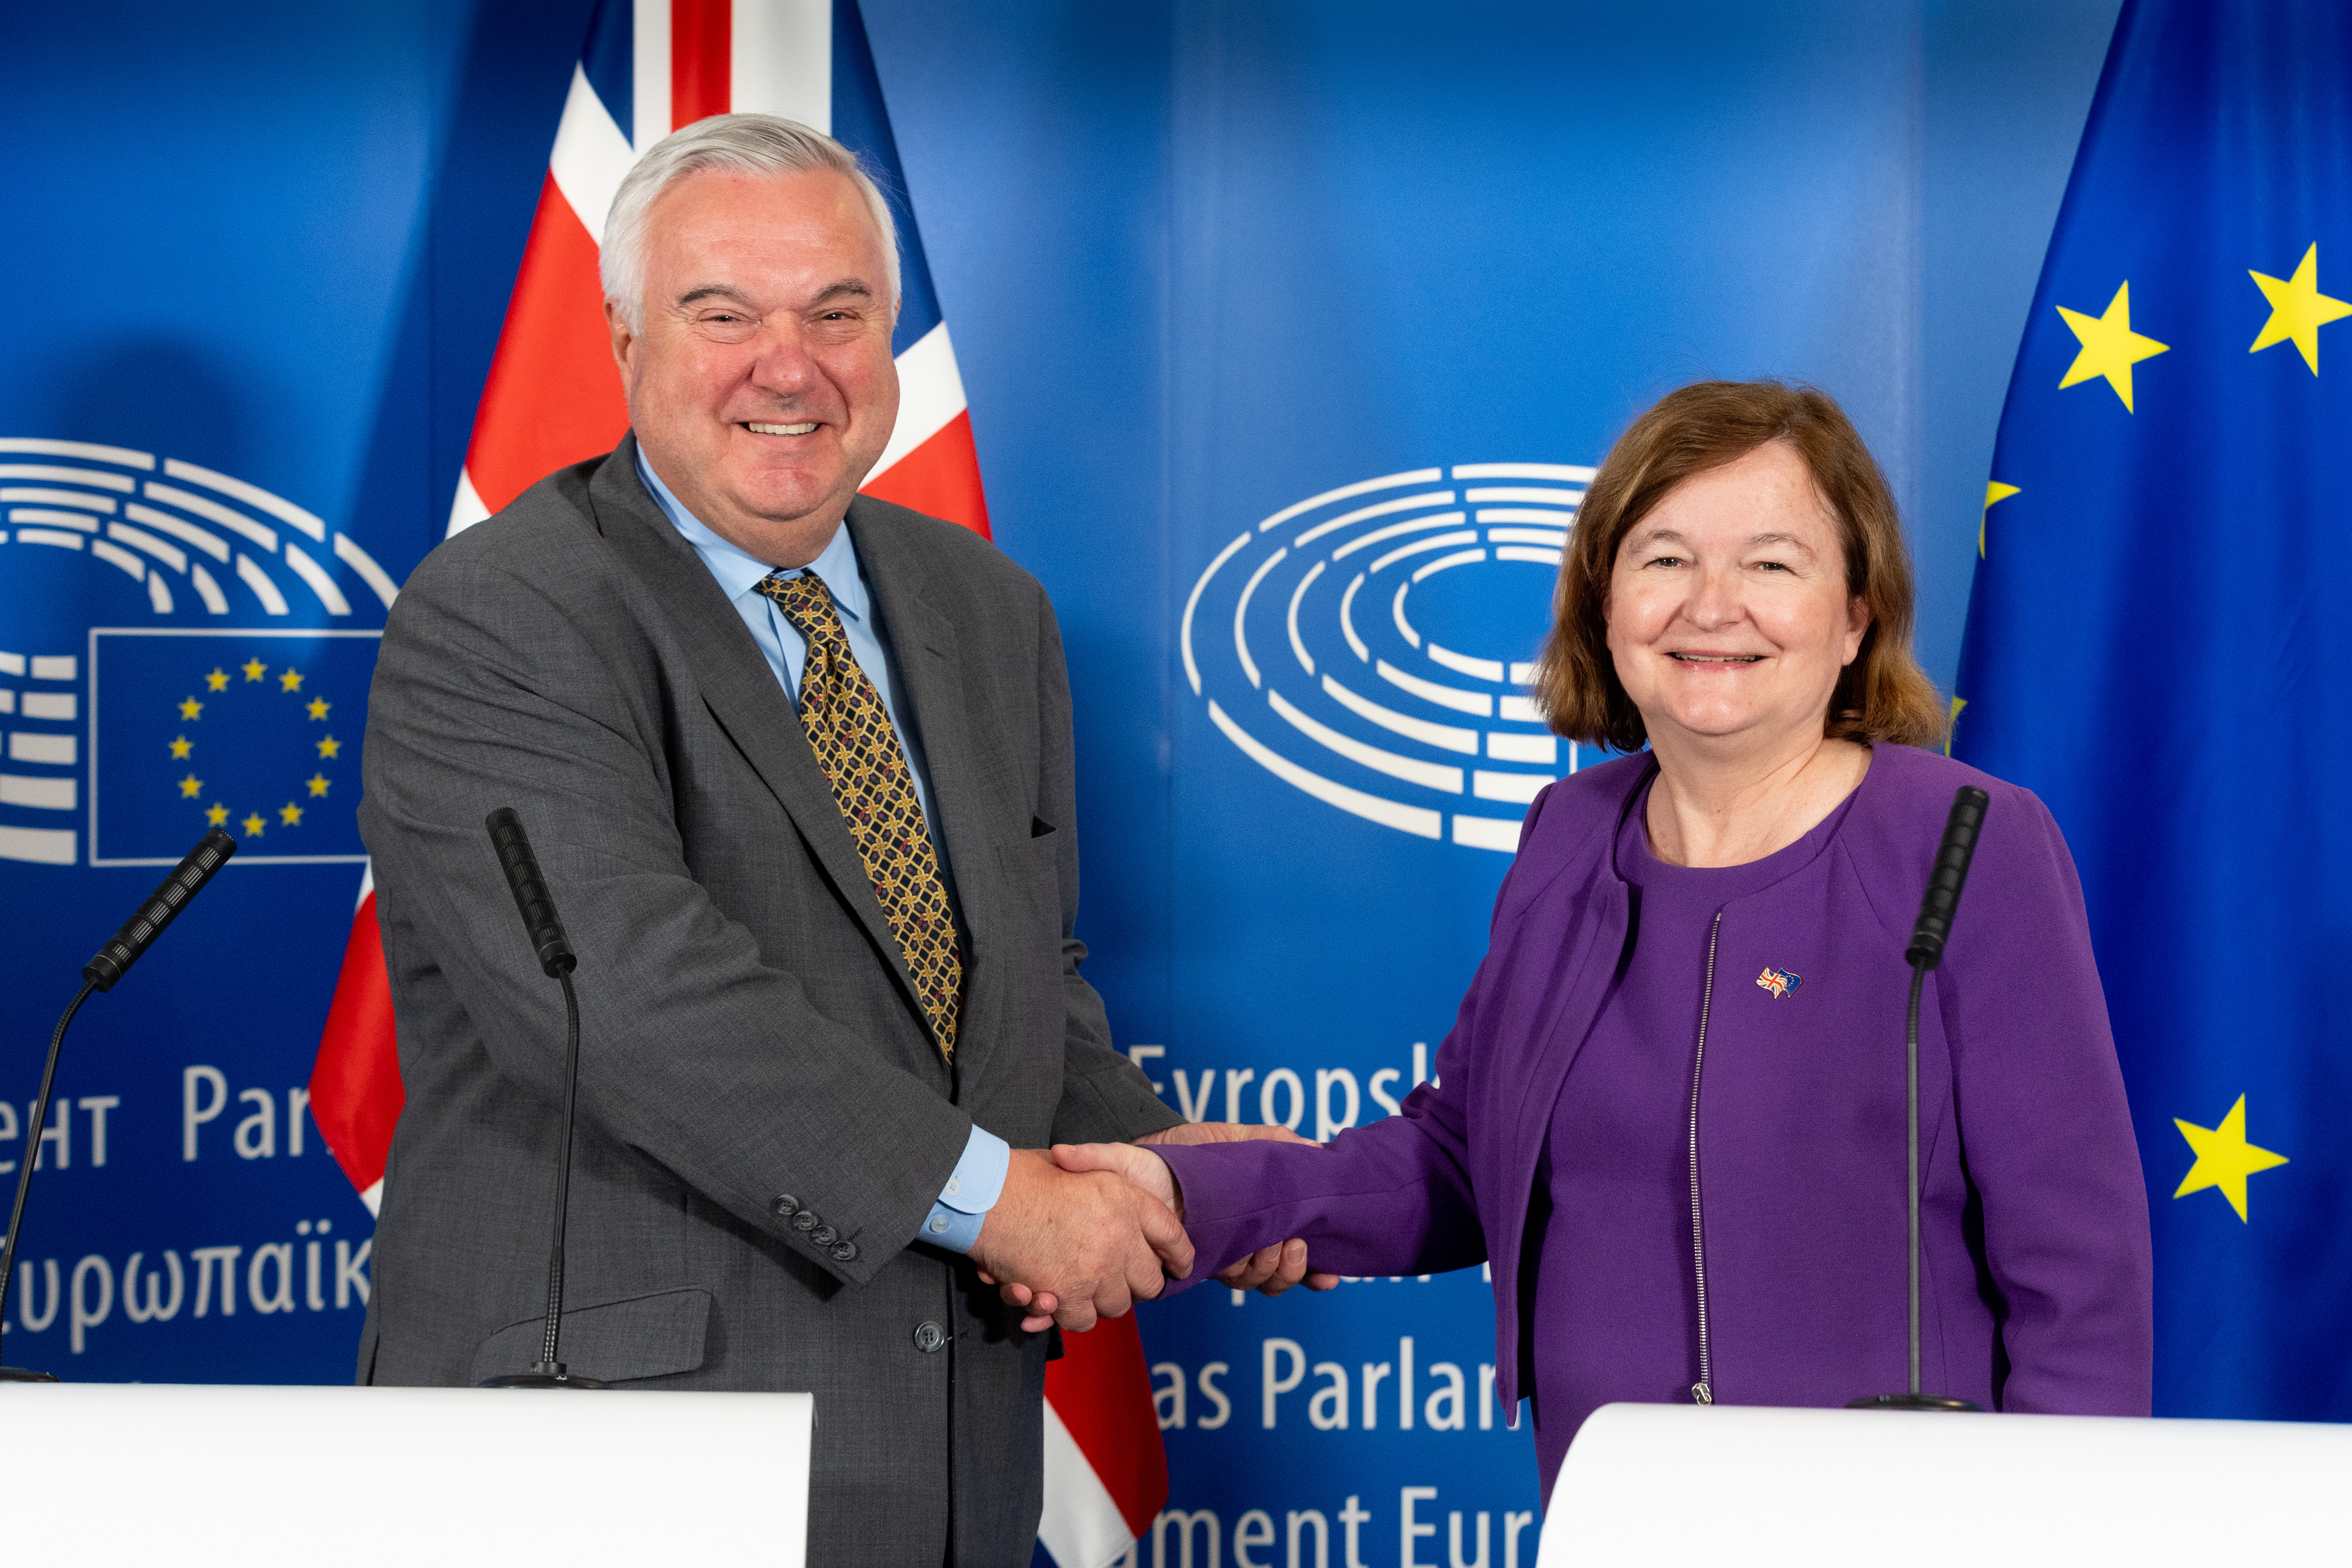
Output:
[1967,242,2349,590]
[2050,243,2349,422]
[169,656,339,839]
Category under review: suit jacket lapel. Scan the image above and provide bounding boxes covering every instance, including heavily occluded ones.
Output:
[1488,761,1654,1334]
[848,499,1018,1090]
[584,442,924,1016]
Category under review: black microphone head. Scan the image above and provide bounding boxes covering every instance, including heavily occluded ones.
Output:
[82,827,239,991]
[486,808,577,978]
[1905,785,1990,969]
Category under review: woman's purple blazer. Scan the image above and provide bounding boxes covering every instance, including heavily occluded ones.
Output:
[1156,745,2153,1447]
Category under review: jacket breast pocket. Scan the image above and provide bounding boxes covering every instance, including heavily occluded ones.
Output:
[467,1286,714,1385]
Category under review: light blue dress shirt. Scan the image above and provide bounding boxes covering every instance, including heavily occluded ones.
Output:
[637,453,1008,1253]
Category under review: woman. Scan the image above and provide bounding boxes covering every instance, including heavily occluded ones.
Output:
[1052,379,2152,1496]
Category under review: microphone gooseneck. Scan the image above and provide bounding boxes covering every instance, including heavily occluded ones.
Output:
[1850,785,1990,1415]
[478,808,600,1390]
[4,829,239,1381]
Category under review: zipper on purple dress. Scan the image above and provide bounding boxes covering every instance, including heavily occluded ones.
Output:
[1688,910,1722,1406]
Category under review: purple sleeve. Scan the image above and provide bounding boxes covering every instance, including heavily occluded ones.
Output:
[1148,780,1587,1295]
[1153,985,1499,1295]
[1942,784,2153,1414]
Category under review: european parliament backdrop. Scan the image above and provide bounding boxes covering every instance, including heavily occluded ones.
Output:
[1,0,2131,1555]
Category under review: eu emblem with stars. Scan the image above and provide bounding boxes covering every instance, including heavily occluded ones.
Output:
[90,629,375,865]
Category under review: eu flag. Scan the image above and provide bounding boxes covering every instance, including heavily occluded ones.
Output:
[90,629,375,865]
[1954,0,2352,1419]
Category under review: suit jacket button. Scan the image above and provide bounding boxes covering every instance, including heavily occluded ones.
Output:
[830,1241,858,1263]
[811,1224,838,1245]
[913,1321,948,1353]
[771,1195,800,1219]
[792,1210,819,1233]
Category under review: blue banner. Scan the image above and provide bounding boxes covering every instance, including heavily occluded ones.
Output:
[2,0,2136,1556]
[1954,0,2352,1422]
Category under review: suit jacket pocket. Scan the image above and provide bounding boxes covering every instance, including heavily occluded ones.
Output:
[995,831,1060,918]
[468,1286,714,1385]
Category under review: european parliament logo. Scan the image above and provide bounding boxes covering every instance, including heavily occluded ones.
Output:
[0,437,395,868]
[1181,463,1593,854]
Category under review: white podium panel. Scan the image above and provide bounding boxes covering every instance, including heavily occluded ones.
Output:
[1542,1401,2351,1565]
[0,1383,813,1564]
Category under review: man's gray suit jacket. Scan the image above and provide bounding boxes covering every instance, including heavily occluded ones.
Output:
[356,436,1179,1563]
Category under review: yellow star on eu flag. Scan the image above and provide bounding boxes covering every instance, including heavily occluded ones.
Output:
[306,697,330,721]
[205,668,230,692]
[1980,482,2019,558]
[307,773,332,797]
[241,812,267,838]
[2173,1094,2288,1223]
[206,802,229,828]
[2057,281,2169,412]
[178,696,203,721]
[279,668,304,693]
[2248,243,2352,374]
[241,658,268,683]
[317,735,342,759]
[168,735,193,760]
[278,801,304,827]
[178,773,203,799]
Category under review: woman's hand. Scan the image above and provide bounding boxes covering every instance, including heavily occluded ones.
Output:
[982,1129,1337,1329]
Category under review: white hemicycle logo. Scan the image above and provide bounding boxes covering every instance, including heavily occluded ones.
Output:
[0,437,399,868]
[1182,463,1592,853]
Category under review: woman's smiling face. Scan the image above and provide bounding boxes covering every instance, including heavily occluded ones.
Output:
[1604,438,1871,750]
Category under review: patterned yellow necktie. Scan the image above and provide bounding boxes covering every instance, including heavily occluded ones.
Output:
[757,569,963,1060]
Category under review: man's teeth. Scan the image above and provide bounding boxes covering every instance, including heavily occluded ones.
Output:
[747,422,818,436]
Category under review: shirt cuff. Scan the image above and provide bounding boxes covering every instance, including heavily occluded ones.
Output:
[917,1125,1010,1254]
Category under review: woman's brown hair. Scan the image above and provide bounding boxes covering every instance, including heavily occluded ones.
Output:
[1530,378,1946,752]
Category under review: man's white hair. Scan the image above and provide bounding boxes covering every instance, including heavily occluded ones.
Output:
[600,112,902,331]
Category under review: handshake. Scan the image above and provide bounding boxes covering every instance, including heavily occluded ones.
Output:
[968,1122,1339,1332]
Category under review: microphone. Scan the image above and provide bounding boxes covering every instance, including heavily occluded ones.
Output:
[3,828,239,1381]
[1850,785,1990,1415]
[83,828,240,990]
[487,807,575,978]
[477,809,600,1390]
[1905,787,1988,969]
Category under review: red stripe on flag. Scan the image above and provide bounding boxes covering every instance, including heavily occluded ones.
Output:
[672,0,731,125]
[859,410,992,538]
[309,891,405,1195]
[1044,1314,1169,1538]
[464,174,630,514]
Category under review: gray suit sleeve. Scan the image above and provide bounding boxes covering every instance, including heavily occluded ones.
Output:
[361,553,969,1285]
[1031,590,1183,1146]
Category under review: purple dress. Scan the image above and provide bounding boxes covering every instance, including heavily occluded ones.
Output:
[1156,745,2152,1499]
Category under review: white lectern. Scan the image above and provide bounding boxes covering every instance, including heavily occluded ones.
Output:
[0,1384,813,1563]
[1541,1402,2351,1565]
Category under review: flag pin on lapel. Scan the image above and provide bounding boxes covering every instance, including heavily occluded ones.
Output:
[1757,965,1802,1000]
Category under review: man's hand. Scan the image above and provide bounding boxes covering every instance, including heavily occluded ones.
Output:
[989,1130,1337,1327]
[966,1148,1192,1334]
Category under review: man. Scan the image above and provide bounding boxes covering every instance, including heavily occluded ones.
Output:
[358,115,1310,1561]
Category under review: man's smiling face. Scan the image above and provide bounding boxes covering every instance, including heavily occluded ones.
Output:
[609,165,900,568]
